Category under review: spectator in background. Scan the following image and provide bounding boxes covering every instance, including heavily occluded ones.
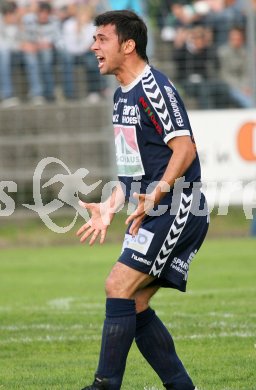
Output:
[161,0,246,46]
[161,0,207,42]
[147,0,166,30]
[202,0,246,46]
[172,25,229,109]
[55,3,73,25]
[21,1,60,103]
[58,4,105,102]
[0,1,21,107]
[218,27,253,108]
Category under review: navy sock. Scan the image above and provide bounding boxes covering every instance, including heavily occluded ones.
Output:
[135,307,195,390]
[96,298,136,390]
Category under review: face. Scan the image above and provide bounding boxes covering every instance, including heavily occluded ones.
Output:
[38,10,51,23]
[91,24,125,76]
[229,30,244,48]
[189,29,206,51]
[5,11,19,24]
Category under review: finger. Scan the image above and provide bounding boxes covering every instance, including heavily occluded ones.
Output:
[129,221,139,237]
[133,192,146,201]
[100,229,107,245]
[125,213,135,226]
[125,207,144,225]
[78,200,94,210]
[125,213,138,226]
[129,215,144,236]
[133,191,140,200]
[76,221,91,236]
[78,200,88,208]
[79,226,94,243]
[89,229,100,246]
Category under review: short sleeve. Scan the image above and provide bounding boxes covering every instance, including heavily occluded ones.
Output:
[141,69,192,144]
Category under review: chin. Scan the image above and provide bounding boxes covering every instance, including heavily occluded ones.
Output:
[101,69,112,76]
[99,67,107,75]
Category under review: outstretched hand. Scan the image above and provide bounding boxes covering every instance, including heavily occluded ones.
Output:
[76,200,110,245]
[125,192,156,237]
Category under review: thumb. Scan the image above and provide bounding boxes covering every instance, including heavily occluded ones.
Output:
[133,192,145,200]
[78,200,92,209]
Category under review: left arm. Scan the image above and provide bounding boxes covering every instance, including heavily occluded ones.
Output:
[126,135,196,236]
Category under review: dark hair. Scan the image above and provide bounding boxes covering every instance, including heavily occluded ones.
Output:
[94,10,148,62]
[230,26,245,36]
[38,2,52,13]
[1,1,17,15]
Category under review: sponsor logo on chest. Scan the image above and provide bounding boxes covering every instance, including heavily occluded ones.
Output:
[114,125,144,176]
[113,97,140,125]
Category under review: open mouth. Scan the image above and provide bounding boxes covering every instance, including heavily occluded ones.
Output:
[96,56,105,68]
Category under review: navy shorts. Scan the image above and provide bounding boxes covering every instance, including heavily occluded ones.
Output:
[118,190,209,292]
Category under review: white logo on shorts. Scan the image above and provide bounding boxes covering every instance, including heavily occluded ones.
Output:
[131,253,152,266]
[122,228,154,255]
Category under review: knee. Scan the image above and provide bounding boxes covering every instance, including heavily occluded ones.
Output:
[135,293,150,313]
[104,275,115,297]
[105,274,131,299]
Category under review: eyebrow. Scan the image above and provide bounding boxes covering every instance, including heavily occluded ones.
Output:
[93,33,107,41]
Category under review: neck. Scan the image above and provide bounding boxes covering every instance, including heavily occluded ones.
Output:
[115,58,148,86]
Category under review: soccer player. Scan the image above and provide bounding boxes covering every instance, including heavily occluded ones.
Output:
[77,10,209,390]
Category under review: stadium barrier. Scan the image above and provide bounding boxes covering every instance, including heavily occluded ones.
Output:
[0,100,255,222]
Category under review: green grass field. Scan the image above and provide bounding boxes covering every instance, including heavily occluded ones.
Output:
[0,234,255,390]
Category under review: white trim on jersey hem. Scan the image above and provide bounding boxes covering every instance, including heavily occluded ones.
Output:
[121,64,150,93]
[163,129,190,144]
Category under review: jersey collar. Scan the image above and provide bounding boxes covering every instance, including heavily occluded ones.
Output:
[121,64,151,93]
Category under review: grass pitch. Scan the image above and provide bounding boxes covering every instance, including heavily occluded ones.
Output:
[0,238,255,390]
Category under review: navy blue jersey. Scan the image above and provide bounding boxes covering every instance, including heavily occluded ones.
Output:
[113,65,201,205]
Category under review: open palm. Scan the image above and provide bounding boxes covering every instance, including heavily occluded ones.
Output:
[76,201,110,245]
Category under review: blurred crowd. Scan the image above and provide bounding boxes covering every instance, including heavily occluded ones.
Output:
[160,0,255,109]
[0,0,255,108]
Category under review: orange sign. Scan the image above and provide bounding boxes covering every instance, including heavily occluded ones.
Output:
[237,121,256,161]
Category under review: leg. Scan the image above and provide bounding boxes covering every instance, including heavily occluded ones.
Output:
[105,261,154,299]
[135,283,159,313]
[229,86,253,108]
[58,49,75,99]
[39,48,55,101]
[135,286,195,390]
[82,262,154,390]
[22,51,43,98]
[0,48,14,99]
[84,51,104,94]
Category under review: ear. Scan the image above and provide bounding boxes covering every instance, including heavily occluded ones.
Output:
[123,39,136,55]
